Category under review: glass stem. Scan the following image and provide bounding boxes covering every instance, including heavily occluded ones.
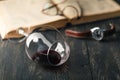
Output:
[18,29,52,48]
[18,29,29,37]
[38,32,52,48]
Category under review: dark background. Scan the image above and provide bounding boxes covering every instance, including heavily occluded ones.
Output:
[0,0,120,79]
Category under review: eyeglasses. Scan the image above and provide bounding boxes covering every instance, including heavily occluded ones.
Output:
[42,0,82,19]
[9,25,70,66]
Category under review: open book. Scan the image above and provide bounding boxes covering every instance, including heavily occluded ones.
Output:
[0,0,120,39]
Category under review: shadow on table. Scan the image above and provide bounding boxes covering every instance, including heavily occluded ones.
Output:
[102,31,120,42]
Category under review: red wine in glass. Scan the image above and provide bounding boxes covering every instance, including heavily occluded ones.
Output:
[32,50,61,65]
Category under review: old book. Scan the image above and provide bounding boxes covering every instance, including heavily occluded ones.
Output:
[0,0,120,39]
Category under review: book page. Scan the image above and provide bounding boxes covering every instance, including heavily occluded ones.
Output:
[0,0,65,39]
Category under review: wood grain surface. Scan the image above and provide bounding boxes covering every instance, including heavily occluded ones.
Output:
[0,17,120,80]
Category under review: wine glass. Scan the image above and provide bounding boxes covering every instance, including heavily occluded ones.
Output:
[25,25,70,66]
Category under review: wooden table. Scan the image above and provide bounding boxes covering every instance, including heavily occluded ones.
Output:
[0,17,120,80]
